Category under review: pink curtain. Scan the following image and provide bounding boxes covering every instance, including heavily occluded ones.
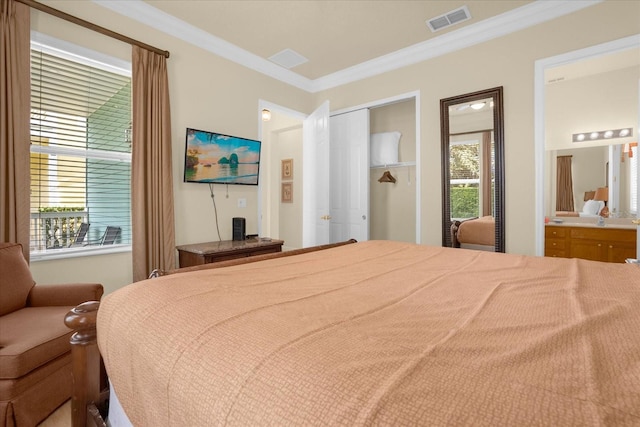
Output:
[0,0,30,260]
[131,46,175,281]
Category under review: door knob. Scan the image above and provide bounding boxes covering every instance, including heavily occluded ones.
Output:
[320,215,332,220]
[362,215,366,220]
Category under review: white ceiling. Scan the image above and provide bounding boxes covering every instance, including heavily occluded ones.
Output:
[144,0,531,80]
[93,0,602,92]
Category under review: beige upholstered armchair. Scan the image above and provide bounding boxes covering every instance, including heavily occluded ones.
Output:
[0,242,103,427]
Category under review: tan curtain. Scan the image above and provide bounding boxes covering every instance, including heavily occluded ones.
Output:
[131,46,175,281]
[556,155,575,212]
[0,0,30,260]
[481,131,492,217]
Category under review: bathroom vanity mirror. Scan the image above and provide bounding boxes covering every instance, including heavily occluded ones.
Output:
[440,86,505,252]
[548,144,636,219]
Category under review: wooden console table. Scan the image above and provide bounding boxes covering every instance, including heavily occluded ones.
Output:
[176,238,284,268]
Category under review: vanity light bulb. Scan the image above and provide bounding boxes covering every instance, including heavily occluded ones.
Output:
[619,128,630,137]
[576,134,585,141]
[590,132,599,140]
[470,102,485,110]
[604,130,613,138]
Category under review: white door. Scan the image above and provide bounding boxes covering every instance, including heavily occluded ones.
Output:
[303,101,330,247]
[330,110,370,243]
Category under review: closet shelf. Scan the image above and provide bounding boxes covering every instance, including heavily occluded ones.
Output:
[370,161,416,170]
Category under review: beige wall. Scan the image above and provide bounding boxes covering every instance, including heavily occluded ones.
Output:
[31,251,131,296]
[28,0,640,292]
[546,66,639,151]
[369,100,416,242]
[314,0,640,254]
[260,111,304,247]
[275,129,304,249]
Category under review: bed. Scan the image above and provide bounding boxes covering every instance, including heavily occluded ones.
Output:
[555,191,607,218]
[66,239,640,426]
[450,216,495,251]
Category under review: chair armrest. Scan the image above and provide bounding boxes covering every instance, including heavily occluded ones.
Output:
[27,283,104,307]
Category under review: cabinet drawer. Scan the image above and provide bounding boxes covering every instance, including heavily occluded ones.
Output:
[570,227,635,242]
[545,247,567,258]
[178,239,284,267]
[545,227,566,238]
[247,247,282,257]
[545,239,566,250]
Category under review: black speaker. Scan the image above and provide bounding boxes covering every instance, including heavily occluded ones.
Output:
[232,217,246,241]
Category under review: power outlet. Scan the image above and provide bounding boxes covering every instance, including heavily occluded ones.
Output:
[237,198,247,208]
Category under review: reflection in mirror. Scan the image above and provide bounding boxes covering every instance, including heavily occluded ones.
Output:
[441,87,505,252]
[550,144,637,220]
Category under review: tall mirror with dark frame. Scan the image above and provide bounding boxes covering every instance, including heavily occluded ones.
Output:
[441,86,505,252]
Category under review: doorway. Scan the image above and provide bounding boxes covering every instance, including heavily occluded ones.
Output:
[258,101,305,250]
[534,35,640,257]
[259,91,421,249]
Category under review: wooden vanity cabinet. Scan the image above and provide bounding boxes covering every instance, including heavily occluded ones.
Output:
[569,227,636,263]
[545,225,636,263]
[544,226,567,258]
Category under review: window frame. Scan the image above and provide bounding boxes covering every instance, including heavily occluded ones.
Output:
[29,33,133,262]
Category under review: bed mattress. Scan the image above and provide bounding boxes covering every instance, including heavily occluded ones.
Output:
[97,240,640,426]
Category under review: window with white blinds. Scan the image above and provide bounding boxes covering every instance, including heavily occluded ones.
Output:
[29,45,132,253]
[631,145,638,214]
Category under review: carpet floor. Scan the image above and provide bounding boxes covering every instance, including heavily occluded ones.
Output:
[37,400,70,427]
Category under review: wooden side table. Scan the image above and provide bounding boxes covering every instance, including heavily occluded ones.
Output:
[176,238,284,267]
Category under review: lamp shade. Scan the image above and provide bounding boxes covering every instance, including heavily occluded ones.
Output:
[593,187,608,202]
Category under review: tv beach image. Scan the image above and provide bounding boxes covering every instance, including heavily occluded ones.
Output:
[185,129,261,185]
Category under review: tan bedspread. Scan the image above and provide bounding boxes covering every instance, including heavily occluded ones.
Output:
[97,240,640,426]
[457,215,495,246]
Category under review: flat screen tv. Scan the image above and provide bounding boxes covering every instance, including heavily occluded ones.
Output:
[184,128,261,185]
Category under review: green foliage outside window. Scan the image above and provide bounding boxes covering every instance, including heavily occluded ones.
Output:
[451,187,479,219]
[450,144,479,180]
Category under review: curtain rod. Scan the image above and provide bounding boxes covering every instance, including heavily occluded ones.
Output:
[17,0,170,58]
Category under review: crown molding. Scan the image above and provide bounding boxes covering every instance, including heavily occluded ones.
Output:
[311,0,601,92]
[92,0,314,91]
[93,0,601,94]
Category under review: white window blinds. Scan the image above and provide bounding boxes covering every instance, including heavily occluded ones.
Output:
[29,46,132,252]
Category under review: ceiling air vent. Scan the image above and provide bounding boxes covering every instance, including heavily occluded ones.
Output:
[268,48,308,69]
[426,6,471,32]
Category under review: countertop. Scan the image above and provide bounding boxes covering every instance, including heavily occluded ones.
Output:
[547,220,637,230]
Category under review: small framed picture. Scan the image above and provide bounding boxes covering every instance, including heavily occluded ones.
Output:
[281,182,293,203]
[281,158,293,180]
